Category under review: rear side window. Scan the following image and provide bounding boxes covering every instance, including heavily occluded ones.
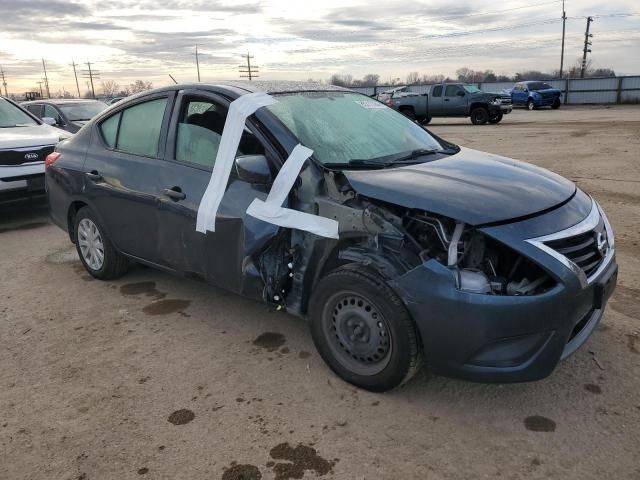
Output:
[100,112,121,148]
[431,85,442,97]
[99,98,168,156]
[117,98,167,157]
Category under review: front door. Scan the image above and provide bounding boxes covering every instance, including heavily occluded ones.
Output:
[443,85,468,115]
[156,90,281,297]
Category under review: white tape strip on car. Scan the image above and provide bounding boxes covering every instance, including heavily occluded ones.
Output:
[246,144,339,239]
[196,92,278,233]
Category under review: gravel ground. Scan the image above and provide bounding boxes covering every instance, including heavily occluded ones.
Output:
[1,105,639,480]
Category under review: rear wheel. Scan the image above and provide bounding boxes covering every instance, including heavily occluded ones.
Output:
[400,108,416,121]
[552,98,561,109]
[470,107,489,125]
[488,111,504,124]
[422,116,432,125]
[309,266,422,392]
[527,99,536,110]
[74,206,128,280]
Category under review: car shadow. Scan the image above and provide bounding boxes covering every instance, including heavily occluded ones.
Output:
[0,196,50,233]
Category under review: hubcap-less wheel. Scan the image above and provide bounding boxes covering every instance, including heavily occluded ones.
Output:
[527,101,535,110]
[77,218,105,271]
[323,292,392,376]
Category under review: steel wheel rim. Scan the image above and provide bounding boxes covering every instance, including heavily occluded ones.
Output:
[322,292,392,376]
[77,218,105,271]
[528,101,535,110]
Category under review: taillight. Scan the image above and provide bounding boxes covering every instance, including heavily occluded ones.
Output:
[45,152,61,168]
[385,99,392,106]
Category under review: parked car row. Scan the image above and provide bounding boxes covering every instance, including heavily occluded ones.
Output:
[43,81,617,392]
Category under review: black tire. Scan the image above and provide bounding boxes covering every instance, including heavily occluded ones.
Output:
[488,111,504,124]
[309,266,422,392]
[527,99,536,110]
[422,116,432,125]
[470,107,489,125]
[74,206,128,280]
[400,108,416,121]
[552,98,561,109]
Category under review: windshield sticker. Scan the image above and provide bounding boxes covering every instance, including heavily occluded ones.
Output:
[354,100,386,109]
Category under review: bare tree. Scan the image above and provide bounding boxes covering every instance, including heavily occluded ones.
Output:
[328,74,353,87]
[129,80,153,94]
[406,72,420,85]
[101,80,120,96]
[361,74,380,87]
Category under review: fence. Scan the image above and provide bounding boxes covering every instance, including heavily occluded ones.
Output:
[349,76,640,105]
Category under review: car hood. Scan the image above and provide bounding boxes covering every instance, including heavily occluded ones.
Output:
[0,124,62,149]
[343,147,576,225]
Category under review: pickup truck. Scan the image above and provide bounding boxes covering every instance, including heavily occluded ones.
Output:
[382,83,512,125]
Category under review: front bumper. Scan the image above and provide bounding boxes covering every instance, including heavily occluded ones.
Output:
[389,195,617,383]
[391,254,616,382]
[489,104,512,115]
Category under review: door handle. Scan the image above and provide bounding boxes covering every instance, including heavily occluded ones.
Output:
[86,170,102,181]
[444,98,450,101]
[163,187,186,201]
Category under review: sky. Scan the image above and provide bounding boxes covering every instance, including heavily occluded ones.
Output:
[1,0,639,96]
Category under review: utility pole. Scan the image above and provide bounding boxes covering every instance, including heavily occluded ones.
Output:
[37,81,44,98]
[0,66,8,97]
[559,0,566,78]
[81,62,100,98]
[195,45,201,82]
[239,51,259,80]
[42,58,51,98]
[70,59,81,98]
[581,16,594,78]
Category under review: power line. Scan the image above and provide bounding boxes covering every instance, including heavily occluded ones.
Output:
[239,51,259,80]
[70,59,81,98]
[81,62,100,98]
[0,66,7,97]
[42,59,51,98]
[581,16,594,78]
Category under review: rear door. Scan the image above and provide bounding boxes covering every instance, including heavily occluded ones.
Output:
[25,104,43,118]
[428,85,443,115]
[155,89,280,295]
[83,92,175,263]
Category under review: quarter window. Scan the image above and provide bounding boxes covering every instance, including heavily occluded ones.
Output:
[100,112,120,148]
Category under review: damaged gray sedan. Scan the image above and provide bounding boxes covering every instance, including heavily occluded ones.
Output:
[46,81,617,391]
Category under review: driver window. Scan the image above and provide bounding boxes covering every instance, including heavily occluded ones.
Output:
[44,104,62,124]
[445,85,462,97]
[431,85,443,97]
[175,97,264,169]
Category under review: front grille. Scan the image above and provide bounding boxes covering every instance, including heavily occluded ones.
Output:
[544,220,608,279]
[0,145,54,166]
[539,91,556,99]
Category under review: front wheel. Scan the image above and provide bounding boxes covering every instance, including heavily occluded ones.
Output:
[552,98,561,109]
[470,107,489,125]
[309,266,422,392]
[74,206,129,280]
[488,111,504,124]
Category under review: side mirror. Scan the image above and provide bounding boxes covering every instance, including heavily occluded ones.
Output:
[523,88,529,93]
[236,154,272,185]
[42,117,56,126]
[456,90,465,97]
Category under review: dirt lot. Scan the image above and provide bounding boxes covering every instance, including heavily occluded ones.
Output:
[1,106,639,480]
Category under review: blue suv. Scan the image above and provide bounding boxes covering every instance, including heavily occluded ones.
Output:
[511,81,562,110]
